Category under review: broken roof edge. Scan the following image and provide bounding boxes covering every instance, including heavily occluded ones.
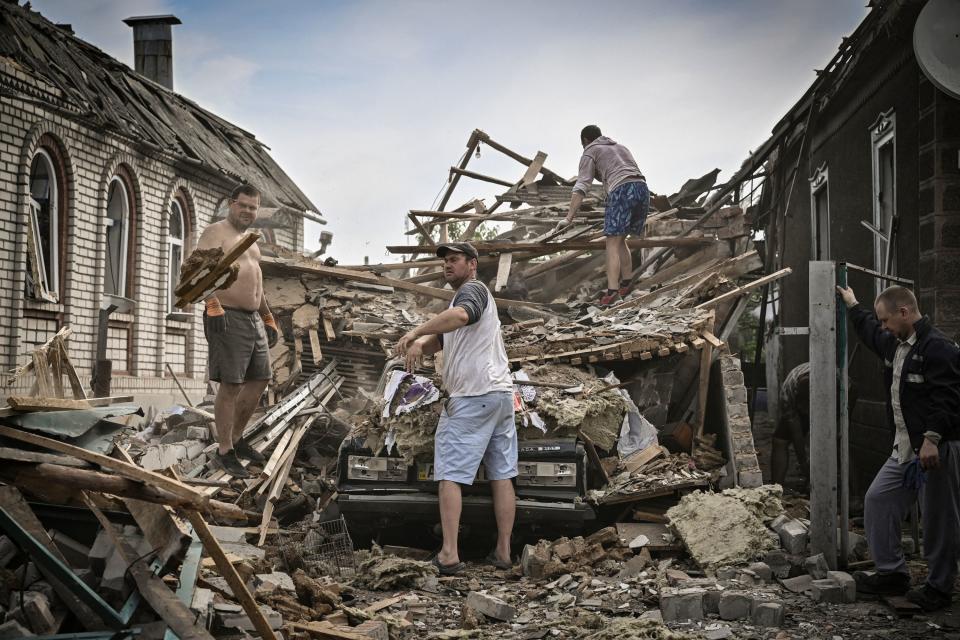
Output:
[1,1,322,217]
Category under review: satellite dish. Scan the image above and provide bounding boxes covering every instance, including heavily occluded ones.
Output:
[914,0,960,100]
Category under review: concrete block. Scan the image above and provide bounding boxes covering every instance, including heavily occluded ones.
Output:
[763,550,792,579]
[901,536,917,555]
[779,575,813,594]
[769,514,790,533]
[254,572,295,592]
[716,566,738,581]
[778,520,808,555]
[738,469,764,488]
[751,602,785,627]
[0,536,17,568]
[660,588,704,622]
[521,544,549,579]
[805,553,829,579]
[826,571,856,603]
[354,620,389,640]
[748,562,773,583]
[465,591,516,621]
[585,526,619,547]
[186,426,210,441]
[22,592,56,635]
[703,589,722,615]
[718,591,751,620]
[88,527,116,572]
[214,603,282,631]
[49,529,91,569]
[810,579,843,604]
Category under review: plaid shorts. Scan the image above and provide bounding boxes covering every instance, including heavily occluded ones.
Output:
[604,180,649,236]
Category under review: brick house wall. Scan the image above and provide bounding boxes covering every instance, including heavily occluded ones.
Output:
[0,59,304,410]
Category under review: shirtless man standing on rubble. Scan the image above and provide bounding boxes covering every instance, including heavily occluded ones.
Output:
[395,241,517,575]
[195,183,280,478]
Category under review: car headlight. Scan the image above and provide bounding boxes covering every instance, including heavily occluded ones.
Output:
[346,455,407,481]
[516,461,577,487]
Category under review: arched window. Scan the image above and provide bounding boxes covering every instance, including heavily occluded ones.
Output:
[168,197,187,312]
[28,149,60,301]
[104,175,132,296]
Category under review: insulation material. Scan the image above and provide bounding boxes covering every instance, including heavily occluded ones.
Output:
[666,488,782,569]
[521,364,626,452]
[582,619,702,640]
[352,546,439,591]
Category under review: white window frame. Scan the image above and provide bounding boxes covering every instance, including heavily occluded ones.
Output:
[870,109,896,294]
[168,199,185,313]
[105,176,130,296]
[809,163,830,261]
[28,149,59,299]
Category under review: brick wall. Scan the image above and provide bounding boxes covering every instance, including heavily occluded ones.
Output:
[0,60,305,409]
[918,75,960,338]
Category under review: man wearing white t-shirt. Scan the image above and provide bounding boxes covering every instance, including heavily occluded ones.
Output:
[396,242,517,575]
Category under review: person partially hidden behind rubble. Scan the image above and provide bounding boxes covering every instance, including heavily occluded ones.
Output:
[195,183,280,479]
[559,125,649,306]
[771,362,811,490]
[395,242,517,575]
[837,284,960,611]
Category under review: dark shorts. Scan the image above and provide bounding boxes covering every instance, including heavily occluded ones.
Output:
[204,308,271,384]
[604,180,649,236]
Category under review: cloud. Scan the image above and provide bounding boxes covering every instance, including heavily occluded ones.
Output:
[30,0,869,264]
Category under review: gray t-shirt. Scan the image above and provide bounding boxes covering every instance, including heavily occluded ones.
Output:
[439,280,513,397]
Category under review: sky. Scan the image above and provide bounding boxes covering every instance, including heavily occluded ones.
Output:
[32,0,869,264]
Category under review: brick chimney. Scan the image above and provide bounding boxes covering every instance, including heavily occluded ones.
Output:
[122,15,181,90]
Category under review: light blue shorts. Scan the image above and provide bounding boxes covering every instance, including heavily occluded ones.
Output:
[434,391,517,485]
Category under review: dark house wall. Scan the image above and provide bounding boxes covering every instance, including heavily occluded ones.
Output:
[768,7,926,496]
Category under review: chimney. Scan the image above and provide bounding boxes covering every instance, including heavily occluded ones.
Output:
[122,15,181,90]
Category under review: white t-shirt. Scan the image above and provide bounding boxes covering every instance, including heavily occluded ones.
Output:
[439,280,513,397]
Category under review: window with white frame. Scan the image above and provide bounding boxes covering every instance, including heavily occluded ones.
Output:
[809,163,830,261]
[104,176,130,296]
[28,149,59,301]
[168,199,185,312]
[871,110,896,291]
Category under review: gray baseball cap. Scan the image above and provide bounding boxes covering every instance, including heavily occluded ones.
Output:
[436,242,479,260]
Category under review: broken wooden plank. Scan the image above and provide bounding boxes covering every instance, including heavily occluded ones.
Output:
[175,233,261,307]
[82,495,214,640]
[0,426,210,509]
[322,316,336,341]
[185,510,280,640]
[0,447,91,468]
[309,329,323,365]
[387,237,716,254]
[520,150,548,188]
[694,267,793,310]
[495,252,513,292]
[5,395,134,411]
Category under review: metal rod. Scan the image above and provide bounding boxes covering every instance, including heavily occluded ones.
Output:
[840,262,913,285]
[165,363,194,407]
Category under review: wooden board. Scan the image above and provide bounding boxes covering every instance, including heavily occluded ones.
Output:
[175,233,260,307]
[185,510,279,640]
[6,395,134,411]
[520,150,548,188]
[495,252,513,292]
[694,267,793,310]
[309,329,323,365]
[387,237,715,254]
[0,446,91,468]
[0,426,208,508]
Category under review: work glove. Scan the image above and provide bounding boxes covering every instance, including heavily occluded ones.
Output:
[902,457,927,492]
[205,298,227,333]
[554,218,573,233]
[261,312,280,348]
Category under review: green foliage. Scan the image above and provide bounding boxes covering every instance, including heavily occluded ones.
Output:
[738,290,763,363]
[426,220,498,243]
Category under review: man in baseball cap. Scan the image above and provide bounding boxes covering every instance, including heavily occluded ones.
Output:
[396,239,517,575]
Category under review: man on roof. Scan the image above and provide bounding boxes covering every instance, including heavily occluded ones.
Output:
[559,125,649,306]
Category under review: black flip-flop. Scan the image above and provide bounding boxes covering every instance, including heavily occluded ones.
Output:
[485,551,512,570]
[431,556,465,576]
